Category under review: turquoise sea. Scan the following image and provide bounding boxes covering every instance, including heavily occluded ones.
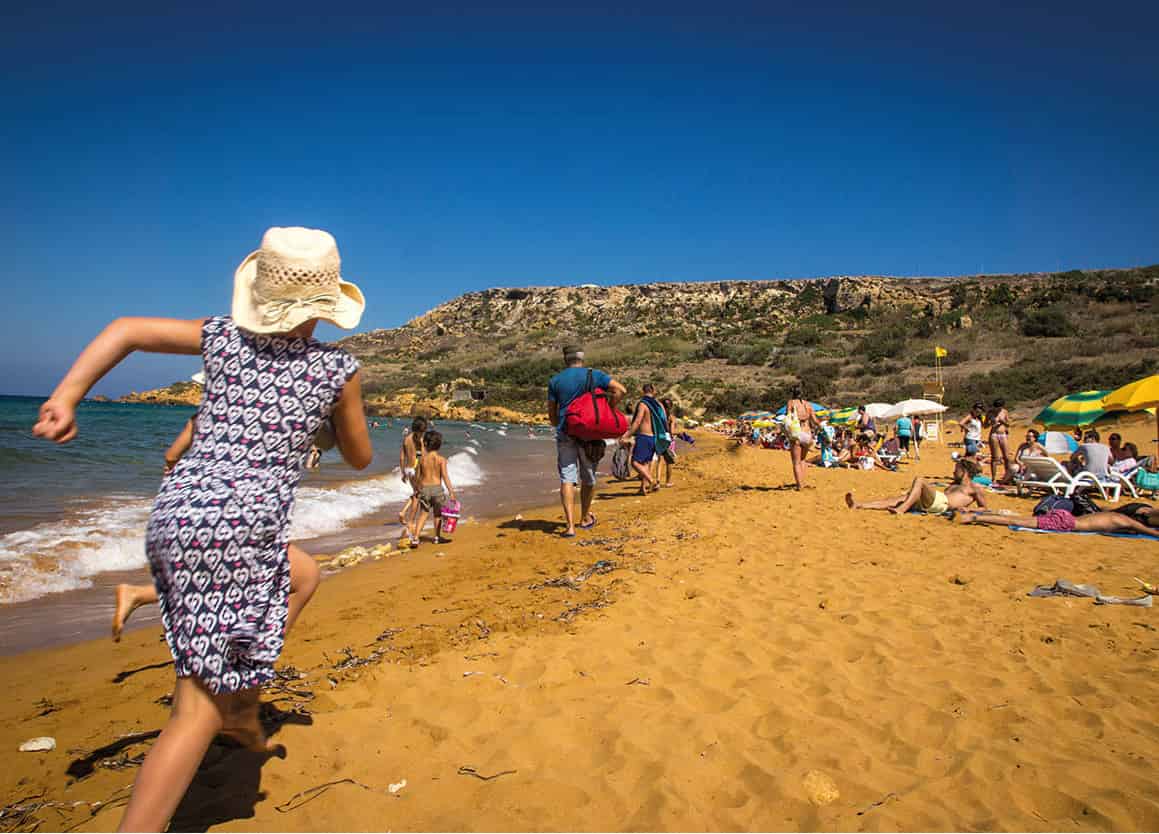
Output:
[0,395,553,610]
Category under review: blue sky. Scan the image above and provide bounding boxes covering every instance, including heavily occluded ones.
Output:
[3,0,1157,395]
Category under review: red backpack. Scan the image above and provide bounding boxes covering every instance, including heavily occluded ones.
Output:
[564,370,628,440]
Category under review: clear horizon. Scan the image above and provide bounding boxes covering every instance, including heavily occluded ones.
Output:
[4,0,1158,396]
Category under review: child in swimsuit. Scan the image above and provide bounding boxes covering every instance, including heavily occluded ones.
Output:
[409,429,457,546]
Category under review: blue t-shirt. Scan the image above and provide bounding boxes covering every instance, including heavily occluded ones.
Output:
[896,417,913,438]
[548,367,612,433]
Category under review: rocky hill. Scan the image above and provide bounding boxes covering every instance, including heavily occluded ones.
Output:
[343,267,1158,421]
[120,266,1158,421]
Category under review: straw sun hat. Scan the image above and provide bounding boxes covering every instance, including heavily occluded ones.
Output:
[232,226,365,334]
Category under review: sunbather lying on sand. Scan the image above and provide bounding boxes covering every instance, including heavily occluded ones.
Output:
[845,458,986,515]
[954,508,1159,538]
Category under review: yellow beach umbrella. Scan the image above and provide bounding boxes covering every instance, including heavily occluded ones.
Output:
[1101,375,1159,449]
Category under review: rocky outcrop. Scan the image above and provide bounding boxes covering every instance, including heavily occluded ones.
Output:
[119,382,202,406]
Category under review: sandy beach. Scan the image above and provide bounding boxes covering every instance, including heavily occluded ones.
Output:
[3,427,1158,832]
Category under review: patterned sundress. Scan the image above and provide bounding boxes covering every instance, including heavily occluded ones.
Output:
[146,316,359,693]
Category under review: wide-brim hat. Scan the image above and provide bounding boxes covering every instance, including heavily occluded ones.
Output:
[232,226,365,334]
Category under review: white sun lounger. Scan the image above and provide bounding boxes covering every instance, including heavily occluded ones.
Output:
[1015,456,1121,502]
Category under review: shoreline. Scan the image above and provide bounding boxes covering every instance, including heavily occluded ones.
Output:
[3,431,1158,831]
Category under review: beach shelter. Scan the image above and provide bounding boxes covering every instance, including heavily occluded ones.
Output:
[1042,431,1079,455]
[739,410,772,420]
[1032,389,1114,429]
[1101,374,1159,450]
[881,399,948,420]
[863,403,893,419]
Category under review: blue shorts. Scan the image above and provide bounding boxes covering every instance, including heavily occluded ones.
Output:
[965,438,980,455]
[557,434,597,486]
[632,435,656,465]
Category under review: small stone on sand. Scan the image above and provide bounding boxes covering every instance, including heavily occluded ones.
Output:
[803,770,839,806]
[19,736,56,752]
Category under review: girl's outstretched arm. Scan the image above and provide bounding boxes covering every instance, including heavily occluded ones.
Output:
[331,371,373,470]
[34,317,204,444]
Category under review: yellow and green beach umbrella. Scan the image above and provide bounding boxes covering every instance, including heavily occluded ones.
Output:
[1101,374,1159,447]
[1033,389,1114,429]
[827,406,859,425]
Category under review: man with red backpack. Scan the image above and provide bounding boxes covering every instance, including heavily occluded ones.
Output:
[547,343,627,538]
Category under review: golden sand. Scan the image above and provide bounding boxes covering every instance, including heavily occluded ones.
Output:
[2,425,1158,831]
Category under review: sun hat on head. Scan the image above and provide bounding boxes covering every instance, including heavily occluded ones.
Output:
[232,226,365,334]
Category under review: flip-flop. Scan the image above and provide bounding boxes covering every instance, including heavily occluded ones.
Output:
[578,515,597,530]
[562,531,577,538]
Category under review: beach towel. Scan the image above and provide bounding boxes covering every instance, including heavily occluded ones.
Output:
[611,445,631,480]
[641,397,671,456]
[1027,578,1152,607]
[1008,526,1157,541]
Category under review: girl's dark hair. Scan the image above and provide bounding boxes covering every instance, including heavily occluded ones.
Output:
[790,385,803,399]
[993,399,1005,407]
[1027,429,1039,440]
[661,398,674,412]
[411,417,429,434]
[1124,442,1139,457]
[424,430,443,451]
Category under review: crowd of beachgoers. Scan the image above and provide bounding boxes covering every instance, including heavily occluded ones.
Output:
[24,226,1159,830]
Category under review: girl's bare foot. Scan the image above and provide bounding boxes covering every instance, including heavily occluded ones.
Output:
[112,584,153,642]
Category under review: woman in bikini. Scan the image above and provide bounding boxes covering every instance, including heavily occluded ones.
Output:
[986,398,1012,483]
[784,386,821,490]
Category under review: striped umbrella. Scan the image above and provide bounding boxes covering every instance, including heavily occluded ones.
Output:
[1101,374,1159,449]
[827,406,859,425]
[739,410,772,420]
[1033,389,1114,429]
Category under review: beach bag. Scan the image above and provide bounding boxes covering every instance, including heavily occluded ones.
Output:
[564,370,628,440]
[441,499,461,533]
[1069,490,1101,517]
[611,445,631,480]
[1034,494,1073,516]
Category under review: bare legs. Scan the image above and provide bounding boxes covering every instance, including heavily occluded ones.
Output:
[990,434,1011,482]
[117,677,274,832]
[113,584,158,641]
[956,510,1159,538]
[845,478,935,514]
[631,460,656,495]
[790,441,810,489]
[113,545,320,640]
[559,482,596,536]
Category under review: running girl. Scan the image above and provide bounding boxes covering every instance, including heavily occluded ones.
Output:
[33,227,372,832]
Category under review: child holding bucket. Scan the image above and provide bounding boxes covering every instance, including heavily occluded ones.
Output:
[33,227,373,832]
[408,429,458,546]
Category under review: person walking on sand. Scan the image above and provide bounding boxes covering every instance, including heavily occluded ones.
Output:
[623,384,667,495]
[547,344,626,537]
[845,458,987,514]
[785,386,821,489]
[657,396,678,488]
[408,429,457,546]
[398,417,428,527]
[33,227,373,832]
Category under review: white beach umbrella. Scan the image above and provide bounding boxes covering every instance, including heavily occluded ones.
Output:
[191,371,206,385]
[863,403,893,419]
[882,399,948,420]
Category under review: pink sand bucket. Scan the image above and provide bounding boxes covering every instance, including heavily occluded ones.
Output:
[441,499,461,533]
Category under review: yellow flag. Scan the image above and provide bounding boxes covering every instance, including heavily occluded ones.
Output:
[935,346,948,358]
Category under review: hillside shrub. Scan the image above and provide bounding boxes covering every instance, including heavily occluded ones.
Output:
[1019,308,1074,338]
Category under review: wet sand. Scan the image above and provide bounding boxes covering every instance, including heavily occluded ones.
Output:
[2,428,1158,831]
